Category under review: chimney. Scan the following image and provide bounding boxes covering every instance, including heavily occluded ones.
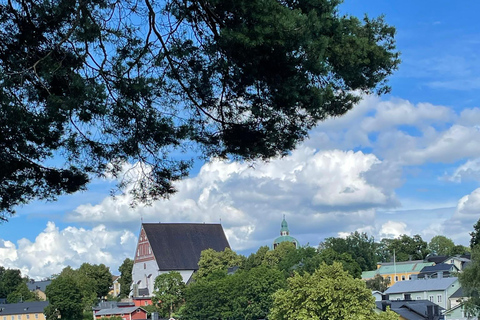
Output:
[381,301,391,312]
[438,271,443,279]
[427,305,434,320]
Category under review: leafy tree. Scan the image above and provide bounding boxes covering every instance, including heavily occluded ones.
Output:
[321,232,377,271]
[242,246,270,271]
[118,258,134,297]
[182,265,285,320]
[458,245,480,317]
[270,262,397,320]
[195,247,244,279]
[45,276,83,320]
[317,248,362,278]
[471,218,480,249]
[428,235,455,256]
[78,263,113,298]
[0,0,399,220]
[0,268,23,297]
[379,234,429,262]
[365,274,390,292]
[6,282,37,303]
[152,272,186,318]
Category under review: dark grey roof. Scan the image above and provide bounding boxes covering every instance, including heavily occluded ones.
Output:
[450,287,464,298]
[375,300,444,320]
[94,301,135,311]
[420,263,457,273]
[425,255,449,264]
[0,301,49,315]
[385,277,458,294]
[143,223,230,270]
[26,280,51,293]
[96,306,145,316]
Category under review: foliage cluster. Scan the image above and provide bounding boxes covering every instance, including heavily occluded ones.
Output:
[0,267,38,303]
[45,263,112,320]
[0,0,399,220]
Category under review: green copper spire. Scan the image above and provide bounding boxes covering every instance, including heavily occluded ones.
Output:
[273,215,299,249]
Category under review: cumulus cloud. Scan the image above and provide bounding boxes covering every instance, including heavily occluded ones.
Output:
[66,148,399,251]
[0,222,136,279]
[379,221,409,238]
[442,188,480,244]
[448,158,480,182]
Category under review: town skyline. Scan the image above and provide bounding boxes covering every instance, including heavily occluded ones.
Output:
[2,0,480,281]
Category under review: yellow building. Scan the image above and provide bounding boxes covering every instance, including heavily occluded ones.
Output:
[0,301,48,320]
[362,260,434,286]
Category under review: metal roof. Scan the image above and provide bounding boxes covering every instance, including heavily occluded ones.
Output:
[96,306,145,316]
[385,277,458,294]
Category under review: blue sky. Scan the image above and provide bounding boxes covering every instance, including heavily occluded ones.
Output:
[2,1,480,279]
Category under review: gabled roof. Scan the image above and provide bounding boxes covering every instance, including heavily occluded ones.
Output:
[385,277,458,294]
[420,263,457,273]
[96,306,145,316]
[143,223,230,271]
[0,301,49,315]
[449,287,464,298]
[375,300,444,320]
[26,280,51,292]
[377,261,434,274]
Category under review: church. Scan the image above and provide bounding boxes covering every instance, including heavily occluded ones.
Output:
[132,223,230,297]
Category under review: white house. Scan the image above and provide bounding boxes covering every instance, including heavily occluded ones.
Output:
[131,223,230,297]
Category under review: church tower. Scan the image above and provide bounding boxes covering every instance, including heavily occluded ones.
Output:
[273,215,299,249]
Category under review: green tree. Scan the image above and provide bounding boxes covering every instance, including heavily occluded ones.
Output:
[78,263,113,298]
[458,245,480,317]
[321,232,377,271]
[195,247,245,279]
[6,282,37,303]
[428,235,456,256]
[471,218,480,249]
[118,258,134,298]
[0,268,23,297]
[242,246,270,271]
[45,276,83,320]
[379,234,429,262]
[152,272,186,318]
[0,0,399,220]
[317,248,362,278]
[365,274,390,292]
[270,262,396,320]
[182,265,285,320]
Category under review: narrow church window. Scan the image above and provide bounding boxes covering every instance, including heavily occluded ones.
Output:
[144,263,146,269]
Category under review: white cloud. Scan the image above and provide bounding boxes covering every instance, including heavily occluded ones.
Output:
[379,221,409,238]
[66,148,399,251]
[448,158,480,182]
[0,222,136,279]
[442,188,480,244]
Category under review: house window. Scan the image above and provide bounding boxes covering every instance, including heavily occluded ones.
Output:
[429,295,434,302]
[144,263,146,269]
[401,275,405,281]
[437,295,442,303]
[27,316,30,319]
[395,276,398,282]
[409,275,412,280]
[17,316,20,320]
[35,315,38,319]
[11,316,14,320]
[387,276,391,282]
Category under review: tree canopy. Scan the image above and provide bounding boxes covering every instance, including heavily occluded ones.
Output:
[118,258,133,298]
[0,0,399,219]
[269,262,397,320]
[45,276,83,320]
[152,271,186,318]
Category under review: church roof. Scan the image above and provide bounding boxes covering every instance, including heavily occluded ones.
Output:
[143,223,230,271]
[274,235,298,244]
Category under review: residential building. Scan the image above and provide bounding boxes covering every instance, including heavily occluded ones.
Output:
[131,223,230,298]
[384,275,461,311]
[94,306,147,320]
[26,280,51,301]
[362,260,435,286]
[418,264,458,279]
[273,216,298,249]
[0,301,48,320]
[109,276,121,297]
